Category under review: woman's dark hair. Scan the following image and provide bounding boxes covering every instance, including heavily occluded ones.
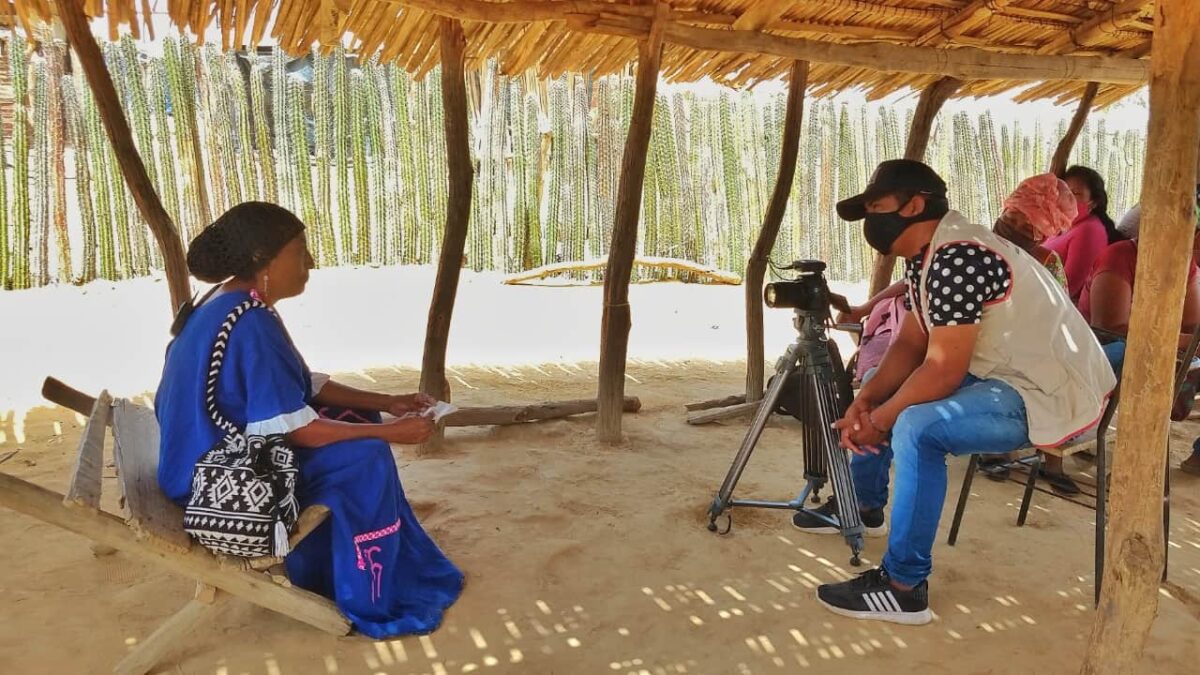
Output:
[1063,165,1127,244]
[186,201,306,283]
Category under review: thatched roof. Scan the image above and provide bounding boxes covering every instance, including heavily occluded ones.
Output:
[10,1,1154,104]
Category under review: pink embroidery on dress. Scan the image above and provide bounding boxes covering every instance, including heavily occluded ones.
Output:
[353,518,402,603]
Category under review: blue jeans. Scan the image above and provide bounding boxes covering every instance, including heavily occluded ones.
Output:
[1102,340,1125,376]
[850,375,1030,587]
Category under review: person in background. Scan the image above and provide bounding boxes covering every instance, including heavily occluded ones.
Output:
[977,174,1084,492]
[1081,198,1200,475]
[1044,165,1128,303]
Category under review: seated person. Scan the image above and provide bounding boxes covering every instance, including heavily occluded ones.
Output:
[795,160,1115,625]
[1044,165,1128,303]
[155,202,464,638]
[1080,203,1200,474]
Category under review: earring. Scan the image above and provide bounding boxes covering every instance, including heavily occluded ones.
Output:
[262,274,270,302]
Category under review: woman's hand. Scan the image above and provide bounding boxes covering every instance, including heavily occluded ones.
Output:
[381,417,436,445]
[836,304,870,325]
[387,392,437,417]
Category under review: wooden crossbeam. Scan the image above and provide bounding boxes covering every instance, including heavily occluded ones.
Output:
[913,0,1011,47]
[396,0,1148,85]
[1037,0,1152,55]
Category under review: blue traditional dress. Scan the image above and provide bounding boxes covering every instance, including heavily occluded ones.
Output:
[155,289,464,638]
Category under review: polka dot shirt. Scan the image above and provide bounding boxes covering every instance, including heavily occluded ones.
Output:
[903,243,1013,327]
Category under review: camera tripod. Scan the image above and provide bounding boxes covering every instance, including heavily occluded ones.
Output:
[706,307,866,566]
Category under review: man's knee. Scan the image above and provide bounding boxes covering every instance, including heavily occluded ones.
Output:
[891,406,949,459]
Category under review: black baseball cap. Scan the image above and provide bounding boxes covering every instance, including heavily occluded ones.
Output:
[836,159,948,221]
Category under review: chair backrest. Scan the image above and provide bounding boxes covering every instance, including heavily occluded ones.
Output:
[111,398,192,553]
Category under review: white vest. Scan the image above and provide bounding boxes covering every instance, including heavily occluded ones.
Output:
[911,211,1117,446]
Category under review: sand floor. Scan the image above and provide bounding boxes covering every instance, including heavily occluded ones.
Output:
[1,269,1199,675]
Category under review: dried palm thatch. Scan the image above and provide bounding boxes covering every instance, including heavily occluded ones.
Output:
[8,1,1154,105]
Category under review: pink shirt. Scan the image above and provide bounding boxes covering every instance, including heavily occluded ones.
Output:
[1044,213,1108,302]
[1077,240,1199,325]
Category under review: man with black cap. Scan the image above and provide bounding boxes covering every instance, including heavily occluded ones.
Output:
[793,159,1115,625]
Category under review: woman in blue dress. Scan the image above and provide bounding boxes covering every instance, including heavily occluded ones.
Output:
[155,202,463,638]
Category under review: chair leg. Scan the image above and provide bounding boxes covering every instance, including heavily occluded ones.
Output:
[948,454,979,546]
[1095,439,1108,607]
[1017,453,1042,527]
[114,583,227,675]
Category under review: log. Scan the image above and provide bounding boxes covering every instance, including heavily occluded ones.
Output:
[685,394,747,412]
[731,0,794,30]
[114,583,227,675]
[58,0,190,313]
[1081,2,1200,672]
[1050,82,1100,177]
[503,256,741,286]
[746,60,808,402]
[597,16,664,444]
[1038,1,1152,55]
[687,401,763,425]
[419,18,474,449]
[0,472,350,636]
[444,397,641,427]
[399,0,1151,85]
[913,0,1011,47]
[867,76,962,297]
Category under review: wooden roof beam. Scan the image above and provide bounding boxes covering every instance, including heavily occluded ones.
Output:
[732,0,795,31]
[1037,0,1152,55]
[660,22,1148,85]
[391,0,653,23]
[913,0,1011,47]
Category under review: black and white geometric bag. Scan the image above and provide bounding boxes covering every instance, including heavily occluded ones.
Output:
[183,298,300,558]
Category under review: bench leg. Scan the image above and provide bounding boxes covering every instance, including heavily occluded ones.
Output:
[1017,453,1042,527]
[948,455,979,546]
[114,583,227,675]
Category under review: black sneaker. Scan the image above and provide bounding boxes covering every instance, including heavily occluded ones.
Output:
[816,567,932,625]
[791,498,887,537]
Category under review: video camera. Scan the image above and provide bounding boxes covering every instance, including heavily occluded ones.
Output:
[763,260,832,313]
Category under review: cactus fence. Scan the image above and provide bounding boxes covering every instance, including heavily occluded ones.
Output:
[0,34,1148,290]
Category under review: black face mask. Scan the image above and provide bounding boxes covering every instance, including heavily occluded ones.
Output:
[862,209,925,255]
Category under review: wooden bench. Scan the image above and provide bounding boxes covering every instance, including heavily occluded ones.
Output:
[0,378,350,675]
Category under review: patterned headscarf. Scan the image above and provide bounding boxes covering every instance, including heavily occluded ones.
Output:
[1002,174,1077,238]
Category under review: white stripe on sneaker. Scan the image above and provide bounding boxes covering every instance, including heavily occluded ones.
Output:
[882,590,901,613]
[862,593,880,612]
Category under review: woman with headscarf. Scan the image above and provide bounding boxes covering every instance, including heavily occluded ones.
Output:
[155,202,464,638]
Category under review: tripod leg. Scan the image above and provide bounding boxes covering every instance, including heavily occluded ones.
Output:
[707,345,802,530]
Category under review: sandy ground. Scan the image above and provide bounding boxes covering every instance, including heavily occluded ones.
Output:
[1,268,1199,675]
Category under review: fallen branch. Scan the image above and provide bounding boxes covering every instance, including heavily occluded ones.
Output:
[687,401,762,425]
[503,256,741,286]
[444,397,641,426]
[684,394,748,412]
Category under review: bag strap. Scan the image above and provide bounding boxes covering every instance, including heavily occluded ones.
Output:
[205,297,268,435]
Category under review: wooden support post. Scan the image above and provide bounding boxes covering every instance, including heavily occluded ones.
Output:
[1081,2,1200,672]
[596,19,664,443]
[1050,82,1100,177]
[418,17,474,449]
[58,0,190,312]
[867,76,962,297]
[745,60,809,402]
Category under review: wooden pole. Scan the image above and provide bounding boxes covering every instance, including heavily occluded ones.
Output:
[867,76,962,297]
[596,20,664,443]
[420,19,473,406]
[1050,82,1100,176]
[418,18,474,448]
[745,60,809,402]
[1080,2,1200,672]
[58,0,190,312]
